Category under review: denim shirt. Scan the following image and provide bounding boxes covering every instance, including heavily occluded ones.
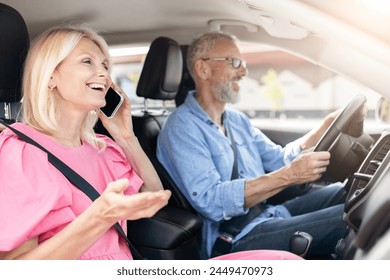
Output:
[157,91,301,258]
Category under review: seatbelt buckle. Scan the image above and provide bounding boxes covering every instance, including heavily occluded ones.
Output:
[219,232,234,243]
[211,232,234,258]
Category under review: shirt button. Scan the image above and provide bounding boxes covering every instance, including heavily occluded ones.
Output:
[192,192,197,196]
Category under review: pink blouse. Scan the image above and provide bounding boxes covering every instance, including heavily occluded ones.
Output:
[212,250,303,260]
[0,123,143,259]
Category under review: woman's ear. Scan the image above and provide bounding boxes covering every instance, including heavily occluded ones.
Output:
[48,76,57,90]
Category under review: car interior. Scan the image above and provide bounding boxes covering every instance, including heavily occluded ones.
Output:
[1,1,390,260]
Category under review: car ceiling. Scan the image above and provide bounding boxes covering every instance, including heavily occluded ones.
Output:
[4,0,389,43]
[3,0,253,43]
[2,0,390,96]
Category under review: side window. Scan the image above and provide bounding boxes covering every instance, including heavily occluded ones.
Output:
[110,63,144,109]
[109,43,382,125]
[109,45,176,111]
[229,44,382,130]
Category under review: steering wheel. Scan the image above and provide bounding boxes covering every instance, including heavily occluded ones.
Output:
[313,94,368,182]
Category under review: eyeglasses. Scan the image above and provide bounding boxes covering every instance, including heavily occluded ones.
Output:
[201,57,247,69]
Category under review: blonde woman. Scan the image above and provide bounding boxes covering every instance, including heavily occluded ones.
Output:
[0,25,171,260]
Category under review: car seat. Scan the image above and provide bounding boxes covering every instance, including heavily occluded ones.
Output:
[0,3,29,123]
[175,45,195,107]
[125,36,203,259]
[131,36,195,211]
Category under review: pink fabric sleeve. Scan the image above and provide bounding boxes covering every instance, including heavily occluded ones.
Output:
[211,250,303,260]
[100,135,144,195]
[0,132,75,251]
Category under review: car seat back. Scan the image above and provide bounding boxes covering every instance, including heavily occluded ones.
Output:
[127,37,203,259]
[175,45,195,107]
[0,3,29,121]
[133,36,195,211]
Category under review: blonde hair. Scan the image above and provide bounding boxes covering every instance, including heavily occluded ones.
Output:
[22,24,111,149]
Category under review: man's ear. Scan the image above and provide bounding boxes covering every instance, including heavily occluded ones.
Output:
[195,59,210,80]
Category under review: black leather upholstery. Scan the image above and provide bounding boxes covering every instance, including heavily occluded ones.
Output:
[175,45,195,107]
[128,36,202,259]
[0,3,29,120]
[127,207,202,259]
[132,37,194,211]
[137,37,183,100]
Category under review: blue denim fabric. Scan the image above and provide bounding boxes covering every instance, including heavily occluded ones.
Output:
[233,185,346,258]
[157,91,345,258]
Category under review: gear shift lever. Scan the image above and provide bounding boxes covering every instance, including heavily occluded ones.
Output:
[289,231,313,258]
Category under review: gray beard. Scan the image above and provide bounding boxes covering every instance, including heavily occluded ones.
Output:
[213,80,241,104]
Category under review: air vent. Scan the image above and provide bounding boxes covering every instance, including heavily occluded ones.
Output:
[363,137,390,175]
[356,140,389,190]
[345,133,390,217]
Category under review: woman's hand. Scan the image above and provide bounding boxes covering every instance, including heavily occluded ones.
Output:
[0,179,171,260]
[98,84,164,193]
[98,83,135,143]
[94,178,171,224]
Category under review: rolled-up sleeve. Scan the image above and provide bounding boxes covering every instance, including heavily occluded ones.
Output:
[283,138,302,165]
[220,178,247,219]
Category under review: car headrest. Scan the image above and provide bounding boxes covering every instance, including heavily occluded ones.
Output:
[0,3,29,103]
[136,37,182,101]
[175,45,195,107]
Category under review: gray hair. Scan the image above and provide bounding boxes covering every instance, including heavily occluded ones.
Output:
[186,31,238,79]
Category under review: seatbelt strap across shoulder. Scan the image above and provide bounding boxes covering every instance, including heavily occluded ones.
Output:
[0,119,144,260]
[212,118,265,257]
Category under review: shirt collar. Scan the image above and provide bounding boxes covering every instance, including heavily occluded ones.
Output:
[184,90,229,126]
[184,90,213,125]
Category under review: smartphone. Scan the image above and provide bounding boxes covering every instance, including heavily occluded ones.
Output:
[99,87,124,118]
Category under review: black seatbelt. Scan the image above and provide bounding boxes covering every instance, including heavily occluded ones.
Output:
[0,119,144,260]
[226,120,239,180]
[212,118,266,257]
